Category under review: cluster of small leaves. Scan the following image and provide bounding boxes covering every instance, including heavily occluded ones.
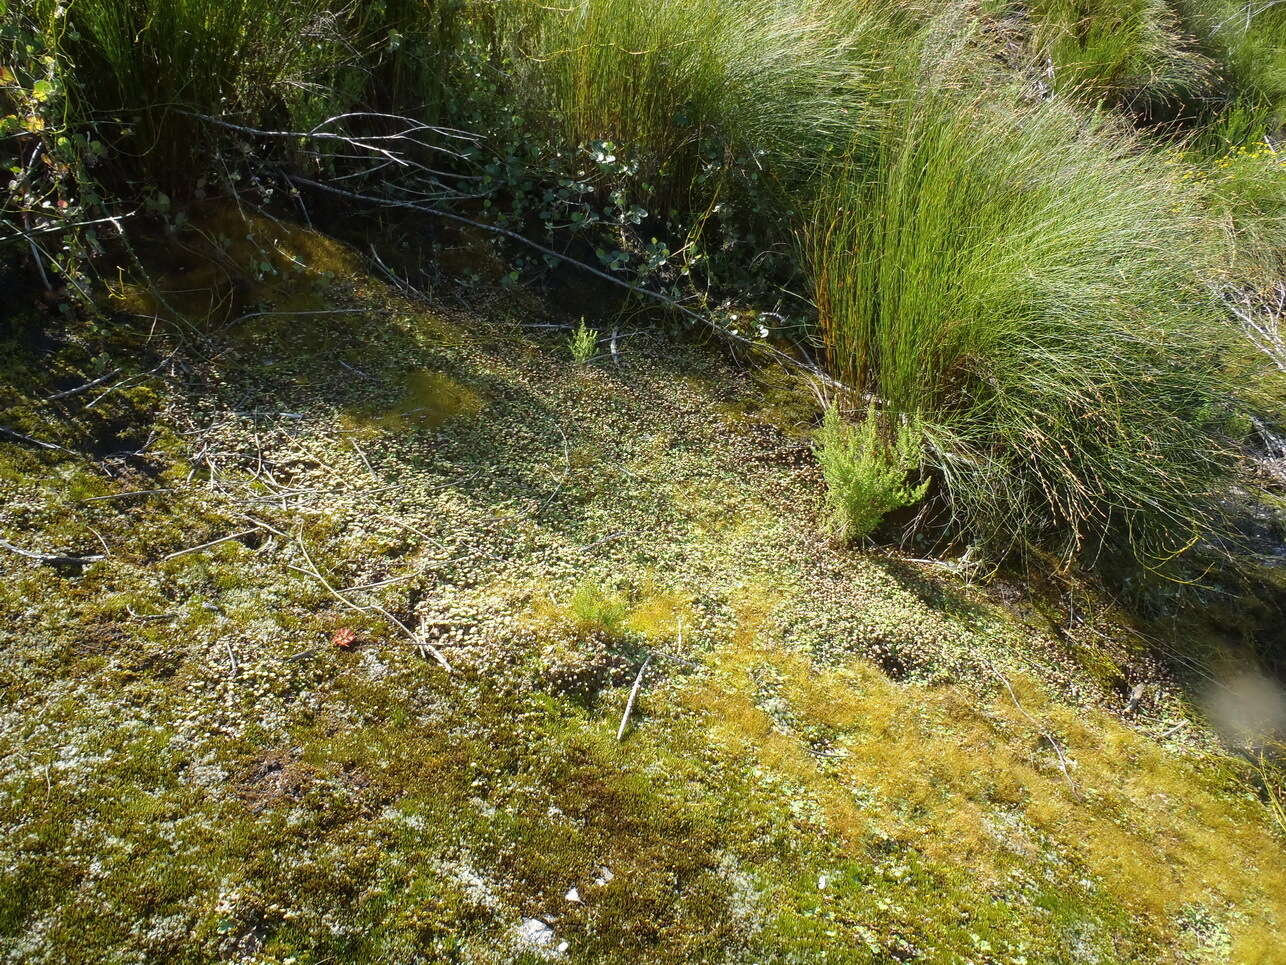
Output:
[567,317,598,364]
[473,136,675,288]
[426,36,801,336]
[464,119,803,344]
[2,11,112,314]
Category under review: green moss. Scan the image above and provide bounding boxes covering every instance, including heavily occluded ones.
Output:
[568,581,630,638]
[1071,640,1128,691]
[713,365,818,439]
[348,369,484,431]
[625,585,695,642]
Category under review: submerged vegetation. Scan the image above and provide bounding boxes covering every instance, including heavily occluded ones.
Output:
[2,0,1286,960]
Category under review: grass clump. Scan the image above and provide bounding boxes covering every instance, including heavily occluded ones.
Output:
[1016,0,1286,142]
[12,0,340,185]
[1173,0,1286,146]
[1027,0,1212,111]
[4,0,469,195]
[1013,0,1286,141]
[498,0,907,211]
[816,404,928,543]
[806,92,1240,564]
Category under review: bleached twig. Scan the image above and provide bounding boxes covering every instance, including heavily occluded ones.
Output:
[43,369,122,402]
[180,110,483,197]
[288,535,453,672]
[0,538,105,565]
[81,488,172,502]
[1224,283,1286,374]
[0,425,75,453]
[0,211,136,245]
[994,670,1080,797]
[617,655,652,741]
[535,423,571,517]
[161,529,258,561]
[1210,0,1285,34]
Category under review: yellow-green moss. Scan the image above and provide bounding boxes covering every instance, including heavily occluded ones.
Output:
[683,637,1286,959]
[347,369,484,431]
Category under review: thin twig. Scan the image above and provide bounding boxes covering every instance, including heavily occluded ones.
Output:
[349,437,377,476]
[338,359,373,380]
[994,670,1079,797]
[535,423,571,517]
[0,425,75,453]
[86,526,111,557]
[126,606,178,622]
[80,347,181,410]
[0,211,136,245]
[581,531,627,553]
[238,514,291,540]
[369,244,429,301]
[81,488,172,502]
[0,538,105,565]
[161,529,258,562]
[339,573,417,593]
[43,369,122,402]
[617,655,653,741]
[289,536,453,672]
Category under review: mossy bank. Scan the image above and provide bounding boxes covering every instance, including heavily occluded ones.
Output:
[1,214,1284,963]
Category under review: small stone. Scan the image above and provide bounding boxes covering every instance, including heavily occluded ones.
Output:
[565,887,581,903]
[592,866,614,886]
[517,918,555,947]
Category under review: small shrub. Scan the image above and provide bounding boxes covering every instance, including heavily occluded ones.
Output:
[816,404,928,543]
[569,582,629,638]
[568,318,598,364]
